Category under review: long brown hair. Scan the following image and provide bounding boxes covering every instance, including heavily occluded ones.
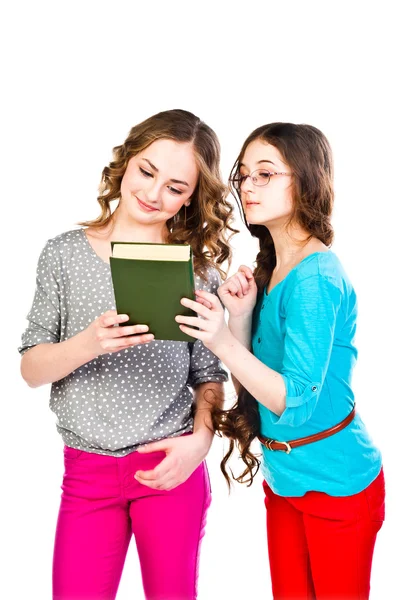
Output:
[80,109,237,279]
[212,123,335,487]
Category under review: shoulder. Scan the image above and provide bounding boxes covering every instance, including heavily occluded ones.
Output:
[39,228,84,262]
[195,265,222,294]
[36,229,85,278]
[291,251,354,295]
[283,251,356,313]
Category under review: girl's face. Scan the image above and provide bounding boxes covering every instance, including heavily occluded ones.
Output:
[239,139,293,227]
[120,139,199,226]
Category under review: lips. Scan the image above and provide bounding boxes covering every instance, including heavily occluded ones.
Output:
[136,196,160,212]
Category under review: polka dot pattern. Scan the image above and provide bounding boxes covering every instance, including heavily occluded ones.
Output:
[19,229,228,456]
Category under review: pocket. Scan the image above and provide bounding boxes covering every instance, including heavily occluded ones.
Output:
[364,468,385,522]
[63,445,84,461]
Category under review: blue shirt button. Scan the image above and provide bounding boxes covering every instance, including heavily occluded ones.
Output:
[311,385,318,392]
[258,337,261,343]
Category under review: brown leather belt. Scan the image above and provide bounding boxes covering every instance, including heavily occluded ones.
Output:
[258,406,356,454]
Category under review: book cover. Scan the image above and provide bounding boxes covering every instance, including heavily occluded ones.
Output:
[109,241,197,343]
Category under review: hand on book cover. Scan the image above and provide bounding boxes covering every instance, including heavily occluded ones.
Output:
[83,310,154,358]
[110,241,196,342]
[175,289,233,354]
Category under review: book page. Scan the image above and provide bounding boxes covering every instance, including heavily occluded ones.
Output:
[112,243,191,261]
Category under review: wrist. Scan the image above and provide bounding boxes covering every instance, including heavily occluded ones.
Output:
[228,314,252,333]
[191,428,213,457]
[208,328,237,357]
[74,329,99,363]
[228,313,253,324]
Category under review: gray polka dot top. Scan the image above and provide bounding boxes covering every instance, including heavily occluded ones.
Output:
[19,229,228,456]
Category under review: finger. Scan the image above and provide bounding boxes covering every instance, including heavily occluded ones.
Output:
[238,265,255,281]
[103,333,154,350]
[177,324,204,340]
[135,474,176,490]
[108,324,150,339]
[137,440,169,454]
[175,315,207,329]
[161,480,180,491]
[183,291,222,313]
[101,313,129,328]
[135,455,174,481]
[179,297,211,319]
[194,294,213,309]
[234,272,251,295]
[219,279,242,298]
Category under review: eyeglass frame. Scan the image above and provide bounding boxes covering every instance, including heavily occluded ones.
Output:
[230,169,291,190]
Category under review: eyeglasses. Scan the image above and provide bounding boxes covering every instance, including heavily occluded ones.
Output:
[230,169,291,191]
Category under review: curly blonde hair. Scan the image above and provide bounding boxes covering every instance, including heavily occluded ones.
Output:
[80,109,237,280]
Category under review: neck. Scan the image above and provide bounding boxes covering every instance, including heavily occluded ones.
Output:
[101,207,169,243]
[268,221,324,269]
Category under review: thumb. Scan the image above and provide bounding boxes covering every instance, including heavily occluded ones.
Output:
[137,440,170,453]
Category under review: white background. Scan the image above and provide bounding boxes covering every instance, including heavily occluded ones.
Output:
[1,1,399,598]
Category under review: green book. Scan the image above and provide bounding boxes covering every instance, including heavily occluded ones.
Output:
[109,241,197,342]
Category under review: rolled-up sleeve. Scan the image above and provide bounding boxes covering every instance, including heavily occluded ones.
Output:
[187,267,228,387]
[187,340,228,387]
[18,241,61,355]
[274,275,342,427]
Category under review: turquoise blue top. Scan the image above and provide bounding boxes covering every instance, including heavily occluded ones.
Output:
[251,251,382,497]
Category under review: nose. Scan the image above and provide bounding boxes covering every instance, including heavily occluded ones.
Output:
[241,175,255,194]
[144,179,163,205]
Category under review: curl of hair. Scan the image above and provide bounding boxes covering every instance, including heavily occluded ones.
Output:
[79,109,238,280]
[213,123,335,486]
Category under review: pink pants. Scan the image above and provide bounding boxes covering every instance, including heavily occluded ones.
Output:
[53,444,211,600]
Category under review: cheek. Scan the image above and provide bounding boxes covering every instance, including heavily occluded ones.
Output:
[120,171,135,196]
[162,196,186,215]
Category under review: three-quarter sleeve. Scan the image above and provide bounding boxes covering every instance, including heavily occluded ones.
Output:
[273,275,342,427]
[187,339,228,387]
[18,241,61,355]
[187,267,228,387]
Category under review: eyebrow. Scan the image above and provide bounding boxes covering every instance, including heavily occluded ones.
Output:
[239,159,278,168]
[142,158,189,186]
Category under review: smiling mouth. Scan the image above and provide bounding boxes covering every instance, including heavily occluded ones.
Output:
[136,196,160,212]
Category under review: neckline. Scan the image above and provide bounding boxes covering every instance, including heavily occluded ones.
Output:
[265,250,332,296]
[80,228,111,267]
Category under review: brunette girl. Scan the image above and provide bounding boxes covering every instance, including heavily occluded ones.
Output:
[176,123,385,599]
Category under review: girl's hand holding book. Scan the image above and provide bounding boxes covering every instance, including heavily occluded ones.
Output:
[84,310,154,358]
[175,290,233,354]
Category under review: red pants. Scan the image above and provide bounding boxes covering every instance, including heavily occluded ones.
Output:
[263,469,385,600]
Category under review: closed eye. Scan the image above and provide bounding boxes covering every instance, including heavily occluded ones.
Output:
[139,167,153,178]
[167,186,183,195]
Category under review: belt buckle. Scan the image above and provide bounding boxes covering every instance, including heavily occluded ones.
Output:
[263,438,292,455]
[279,441,292,455]
[264,438,275,451]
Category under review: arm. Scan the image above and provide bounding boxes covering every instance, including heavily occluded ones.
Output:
[227,315,252,394]
[210,333,287,416]
[20,314,154,388]
[177,276,342,425]
[192,381,224,452]
[21,333,99,388]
